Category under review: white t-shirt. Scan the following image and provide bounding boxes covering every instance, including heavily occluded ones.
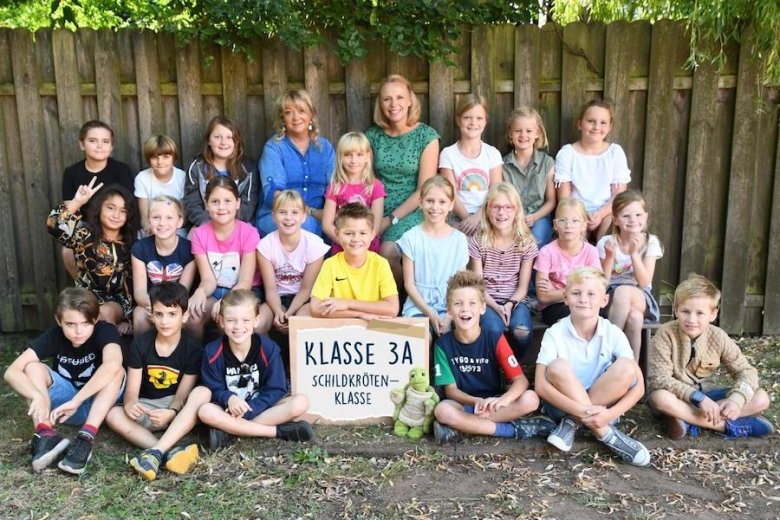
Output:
[554,143,631,212]
[257,230,329,295]
[597,234,663,288]
[134,167,187,201]
[537,316,633,389]
[439,142,502,214]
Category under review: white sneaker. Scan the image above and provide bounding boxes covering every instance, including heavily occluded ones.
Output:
[547,417,578,452]
[601,427,651,467]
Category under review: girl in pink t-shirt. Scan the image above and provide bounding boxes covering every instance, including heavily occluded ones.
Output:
[189,177,260,331]
[535,198,601,325]
[257,190,329,335]
[322,132,385,253]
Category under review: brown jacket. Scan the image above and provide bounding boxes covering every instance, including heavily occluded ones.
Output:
[646,320,758,407]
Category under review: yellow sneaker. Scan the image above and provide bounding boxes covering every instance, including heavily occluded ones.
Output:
[164,444,199,475]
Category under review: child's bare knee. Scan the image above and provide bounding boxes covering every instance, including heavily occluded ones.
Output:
[545,359,572,385]
[288,393,309,416]
[647,390,675,412]
[518,389,540,411]
[434,401,458,424]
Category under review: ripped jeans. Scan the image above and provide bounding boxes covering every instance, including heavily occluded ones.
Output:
[480,302,533,361]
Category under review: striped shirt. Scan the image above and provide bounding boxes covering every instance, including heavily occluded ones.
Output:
[468,235,538,303]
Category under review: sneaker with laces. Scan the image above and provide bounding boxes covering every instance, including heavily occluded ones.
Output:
[58,433,94,475]
[601,427,651,467]
[164,444,199,475]
[31,433,70,473]
[512,415,557,439]
[129,449,162,481]
[433,421,463,444]
[723,416,774,438]
[547,417,578,452]
[276,421,314,442]
[208,428,236,451]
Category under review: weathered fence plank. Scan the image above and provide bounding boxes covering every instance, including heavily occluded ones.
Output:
[721,27,761,334]
[0,30,23,331]
[643,20,686,299]
[11,30,56,327]
[95,29,127,163]
[52,30,83,173]
[763,98,780,334]
[429,61,454,146]
[133,31,164,154]
[262,38,288,137]
[514,24,540,110]
[221,46,249,141]
[304,45,332,143]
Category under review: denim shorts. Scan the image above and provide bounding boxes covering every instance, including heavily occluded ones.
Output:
[47,367,126,426]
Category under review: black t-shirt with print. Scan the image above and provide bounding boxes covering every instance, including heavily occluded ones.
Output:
[127,330,202,400]
[30,321,120,388]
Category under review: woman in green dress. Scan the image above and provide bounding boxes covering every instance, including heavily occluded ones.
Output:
[365,74,440,285]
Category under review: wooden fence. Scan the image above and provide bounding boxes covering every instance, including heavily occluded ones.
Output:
[0,22,779,334]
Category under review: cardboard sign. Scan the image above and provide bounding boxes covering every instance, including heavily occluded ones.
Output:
[289,317,429,424]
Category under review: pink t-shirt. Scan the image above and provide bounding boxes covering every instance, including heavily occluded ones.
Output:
[191,220,261,288]
[534,240,601,309]
[325,179,385,253]
[257,230,330,295]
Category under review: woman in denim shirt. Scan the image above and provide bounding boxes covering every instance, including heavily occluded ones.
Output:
[255,89,335,237]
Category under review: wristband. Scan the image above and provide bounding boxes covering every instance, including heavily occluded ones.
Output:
[508,299,520,309]
[169,406,181,414]
[689,390,705,408]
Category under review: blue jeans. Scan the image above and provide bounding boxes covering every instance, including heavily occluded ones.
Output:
[47,367,125,426]
[530,215,553,248]
[481,302,533,359]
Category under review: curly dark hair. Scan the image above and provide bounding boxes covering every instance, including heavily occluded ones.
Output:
[86,183,136,245]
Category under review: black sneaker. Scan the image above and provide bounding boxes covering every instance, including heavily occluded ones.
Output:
[58,433,94,475]
[208,428,236,451]
[433,421,463,444]
[512,415,557,439]
[31,433,70,473]
[276,421,314,442]
[129,449,162,481]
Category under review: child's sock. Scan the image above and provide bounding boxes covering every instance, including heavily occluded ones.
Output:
[493,422,515,438]
[35,423,57,437]
[79,424,99,442]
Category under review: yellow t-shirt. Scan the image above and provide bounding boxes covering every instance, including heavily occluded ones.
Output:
[311,252,398,302]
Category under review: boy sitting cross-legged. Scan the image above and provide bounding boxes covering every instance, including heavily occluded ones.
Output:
[432,270,556,443]
[646,274,772,440]
[310,202,399,320]
[106,282,209,480]
[534,267,650,467]
[198,289,313,449]
[3,287,125,475]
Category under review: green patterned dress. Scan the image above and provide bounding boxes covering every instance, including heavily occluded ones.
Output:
[365,123,440,242]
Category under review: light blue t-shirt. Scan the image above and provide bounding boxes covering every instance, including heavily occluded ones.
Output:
[397,225,469,317]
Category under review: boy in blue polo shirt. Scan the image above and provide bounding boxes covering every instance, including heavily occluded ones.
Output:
[432,270,555,443]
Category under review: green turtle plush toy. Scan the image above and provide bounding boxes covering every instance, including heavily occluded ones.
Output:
[390,367,439,440]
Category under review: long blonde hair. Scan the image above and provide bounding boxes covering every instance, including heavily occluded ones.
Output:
[478,182,535,251]
[330,132,375,197]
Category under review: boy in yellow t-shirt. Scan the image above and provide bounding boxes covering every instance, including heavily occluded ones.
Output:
[311,203,399,319]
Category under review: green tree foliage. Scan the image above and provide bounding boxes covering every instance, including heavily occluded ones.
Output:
[554,0,780,84]
[1,0,778,83]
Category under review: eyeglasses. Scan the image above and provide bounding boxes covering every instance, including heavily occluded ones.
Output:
[488,204,516,213]
[554,218,583,226]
